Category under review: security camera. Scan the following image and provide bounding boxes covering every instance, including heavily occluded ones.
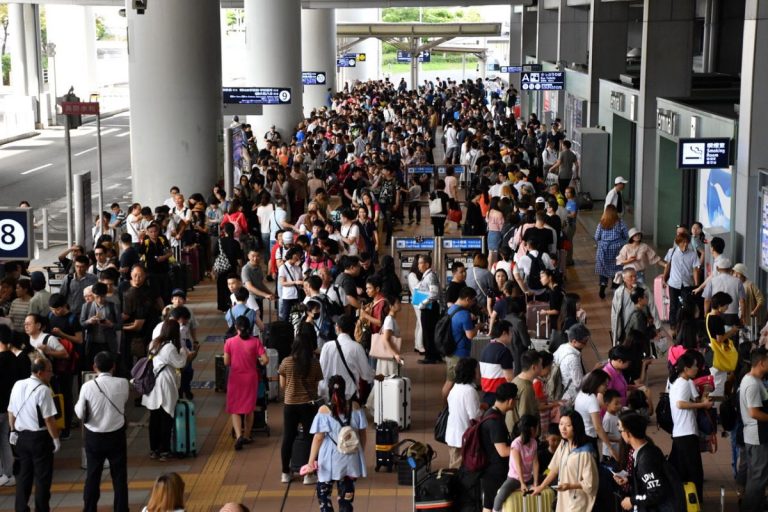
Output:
[132,0,147,15]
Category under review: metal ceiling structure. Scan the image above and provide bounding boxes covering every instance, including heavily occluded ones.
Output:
[10,0,532,6]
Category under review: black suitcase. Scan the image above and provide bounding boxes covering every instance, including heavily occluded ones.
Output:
[290,428,312,472]
[214,354,228,392]
[415,469,458,512]
[264,321,293,362]
[455,468,482,512]
[374,420,399,472]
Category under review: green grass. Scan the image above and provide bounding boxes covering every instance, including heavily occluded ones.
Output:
[382,61,477,73]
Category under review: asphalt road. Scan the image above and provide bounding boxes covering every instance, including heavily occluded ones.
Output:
[0,112,133,241]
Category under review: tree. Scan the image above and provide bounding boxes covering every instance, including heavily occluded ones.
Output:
[95,15,108,40]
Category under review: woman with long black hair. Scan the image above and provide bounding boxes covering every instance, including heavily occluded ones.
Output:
[306,375,368,512]
[278,331,323,484]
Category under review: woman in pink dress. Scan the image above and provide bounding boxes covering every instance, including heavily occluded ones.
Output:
[224,315,269,450]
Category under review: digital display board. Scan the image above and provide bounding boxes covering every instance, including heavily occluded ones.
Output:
[677,138,732,169]
[222,87,292,105]
[500,66,523,73]
[523,64,543,72]
[395,237,435,250]
[0,209,34,261]
[442,238,484,250]
[302,72,327,86]
[521,72,565,91]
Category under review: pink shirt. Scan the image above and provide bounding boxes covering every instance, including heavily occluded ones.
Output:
[603,361,628,406]
[508,436,538,482]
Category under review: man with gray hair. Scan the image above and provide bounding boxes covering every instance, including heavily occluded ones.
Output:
[552,323,590,405]
[610,267,661,346]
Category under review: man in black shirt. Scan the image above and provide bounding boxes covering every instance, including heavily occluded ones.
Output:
[117,233,139,287]
[478,382,517,512]
[445,262,467,307]
[0,325,20,485]
[139,223,172,305]
[334,256,362,312]
[342,168,363,208]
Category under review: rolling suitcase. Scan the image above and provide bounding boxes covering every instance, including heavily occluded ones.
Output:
[502,488,555,512]
[470,335,491,361]
[181,246,200,285]
[373,373,412,430]
[414,468,458,512]
[172,399,197,457]
[214,354,228,392]
[252,365,270,436]
[654,274,670,322]
[265,347,279,402]
[529,310,550,352]
[290,427,312,472]
[374,420,400,472]
[525,301,548,333]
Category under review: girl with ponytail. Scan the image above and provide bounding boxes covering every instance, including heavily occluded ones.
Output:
[305,375,368,512]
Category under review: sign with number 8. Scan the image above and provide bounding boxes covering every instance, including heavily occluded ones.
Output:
[0,209,34,261]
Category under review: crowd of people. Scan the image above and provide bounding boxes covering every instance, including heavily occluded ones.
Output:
[0,75,764,512]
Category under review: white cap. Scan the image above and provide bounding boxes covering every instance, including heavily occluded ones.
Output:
[535,197,546,204]
[520,168,530,177]
[715,256,732,269]
[282,231,294,243]
[615,176,629,184]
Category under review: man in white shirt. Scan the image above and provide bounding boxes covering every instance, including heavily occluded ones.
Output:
[25,314,68,361]
[604,176,628,214]
[75,351,129,512]
[739,348,768,511]
[163,186,180,210]
[444,122,459,164]
[7,357,60,512]
[552,323,589,405]
[668,352,712,501]
[318,314,374,400]
[278,247,304,322]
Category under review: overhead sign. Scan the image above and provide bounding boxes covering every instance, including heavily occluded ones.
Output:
[677,138,732,169]
[222,87,291,105]
[396,50,431,63]
[60,102,100,116]
[342,53,366,62]
[521,71,565,91]
[395,237,435,250]
[302,71,327,86]
[500,66,523,73]
[523,64,543,72]
[761,187,768,272]
[337,57,356,68]
[0,209,34,261]
[442,238,484,250]
[407,166,434,175]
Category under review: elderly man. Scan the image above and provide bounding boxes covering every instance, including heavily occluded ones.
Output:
[611,267,661,346]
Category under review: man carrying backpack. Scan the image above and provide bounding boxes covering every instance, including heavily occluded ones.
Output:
[462,382,517,512]
[439,287,478,400]
[552,323,589,406]
[513,240,554,299]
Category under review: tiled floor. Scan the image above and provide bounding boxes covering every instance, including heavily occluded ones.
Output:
[4,209,742,511]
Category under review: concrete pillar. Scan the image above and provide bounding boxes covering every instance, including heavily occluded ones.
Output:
[558,1,589,67]
[508,10,522,92]
[735,0,768,272]
[46,5,97,98]
[301,8,337,115]
[587,1,629,125]
[522,8,538,60]
[8,3,28,94]
[127,0,222,208]
[337,8,380,86]
[536,3,558,63]
[245,0,303,141]
[635,0,694,236]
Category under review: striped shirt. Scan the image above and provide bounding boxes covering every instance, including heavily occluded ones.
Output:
[479,341,514,393]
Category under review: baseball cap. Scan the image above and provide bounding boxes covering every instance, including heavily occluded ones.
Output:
[614,176,629,185]
[732,263,748,277]
[171,288,187,299]
[535,197,546,204]
[715,256,732,269]
[282,231,295,243]
[520,168,530,177]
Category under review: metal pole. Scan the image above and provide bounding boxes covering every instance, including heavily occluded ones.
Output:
[96,110,104,218]
[224,127,233,199]
[41,207,49,250]
[410,37,418,91]
[64,121,73,247]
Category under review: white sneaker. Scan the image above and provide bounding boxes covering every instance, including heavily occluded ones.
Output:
[303,474,318,485]
[0,475,9,486]
[281,472,291,484]
[1,475,14,487]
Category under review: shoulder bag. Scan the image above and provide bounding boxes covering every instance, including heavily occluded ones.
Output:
[213,238,232,275]
[705,313,738,372]
[334,338,371,404]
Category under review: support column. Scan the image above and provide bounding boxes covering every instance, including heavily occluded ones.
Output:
[508,10,522,92]
[536,3,558,63]
[735,0,768,272]
[520,8,538,121]
[636,0,694,237]
[587,1,629,125]
[245,0,303,141]
[558,1,589,67]
[301,8,337,115]
[46,5,97,98]
[8,3,28,94]
[337,8,380,85]
[127,0,222,207]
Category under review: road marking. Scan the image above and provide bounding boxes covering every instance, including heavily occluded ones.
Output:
[96,128,119,136]
[20,163,52,175]
[75,147,97,156]
[116,130,131,137]
[106,183,121,190]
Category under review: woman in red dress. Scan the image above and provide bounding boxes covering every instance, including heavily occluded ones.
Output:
[224,315,268,450]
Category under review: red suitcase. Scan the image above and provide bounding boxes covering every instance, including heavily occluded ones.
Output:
[182,246,201,285]
[653,274,670,322]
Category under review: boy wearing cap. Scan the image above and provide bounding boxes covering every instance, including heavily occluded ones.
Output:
[162,289,199,347]
[604,176,628,215]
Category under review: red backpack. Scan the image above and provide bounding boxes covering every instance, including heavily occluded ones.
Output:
[42,334,79,375]
[460,410,502,472]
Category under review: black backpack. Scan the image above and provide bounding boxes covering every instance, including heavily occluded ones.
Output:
[435,307,463,357]
[656,392,674,434]
[526,252,545,290]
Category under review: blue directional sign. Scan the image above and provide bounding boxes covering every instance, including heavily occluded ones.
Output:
[520,72,565,91]
[302,71,328,86]
[337,57,357,68]
[408,166,434,175]
[0,209,34,261]
[442,238,483,250]
[223,87,292,105]
[500,65,523,73]
[395,237,435,250]
[396,50,431,63]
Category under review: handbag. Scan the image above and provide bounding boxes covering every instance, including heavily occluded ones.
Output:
[434,406,449,444]
[429,196,443,216]
[369,331,402,360]
[212,239,232,275]
[705,314,738,372]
